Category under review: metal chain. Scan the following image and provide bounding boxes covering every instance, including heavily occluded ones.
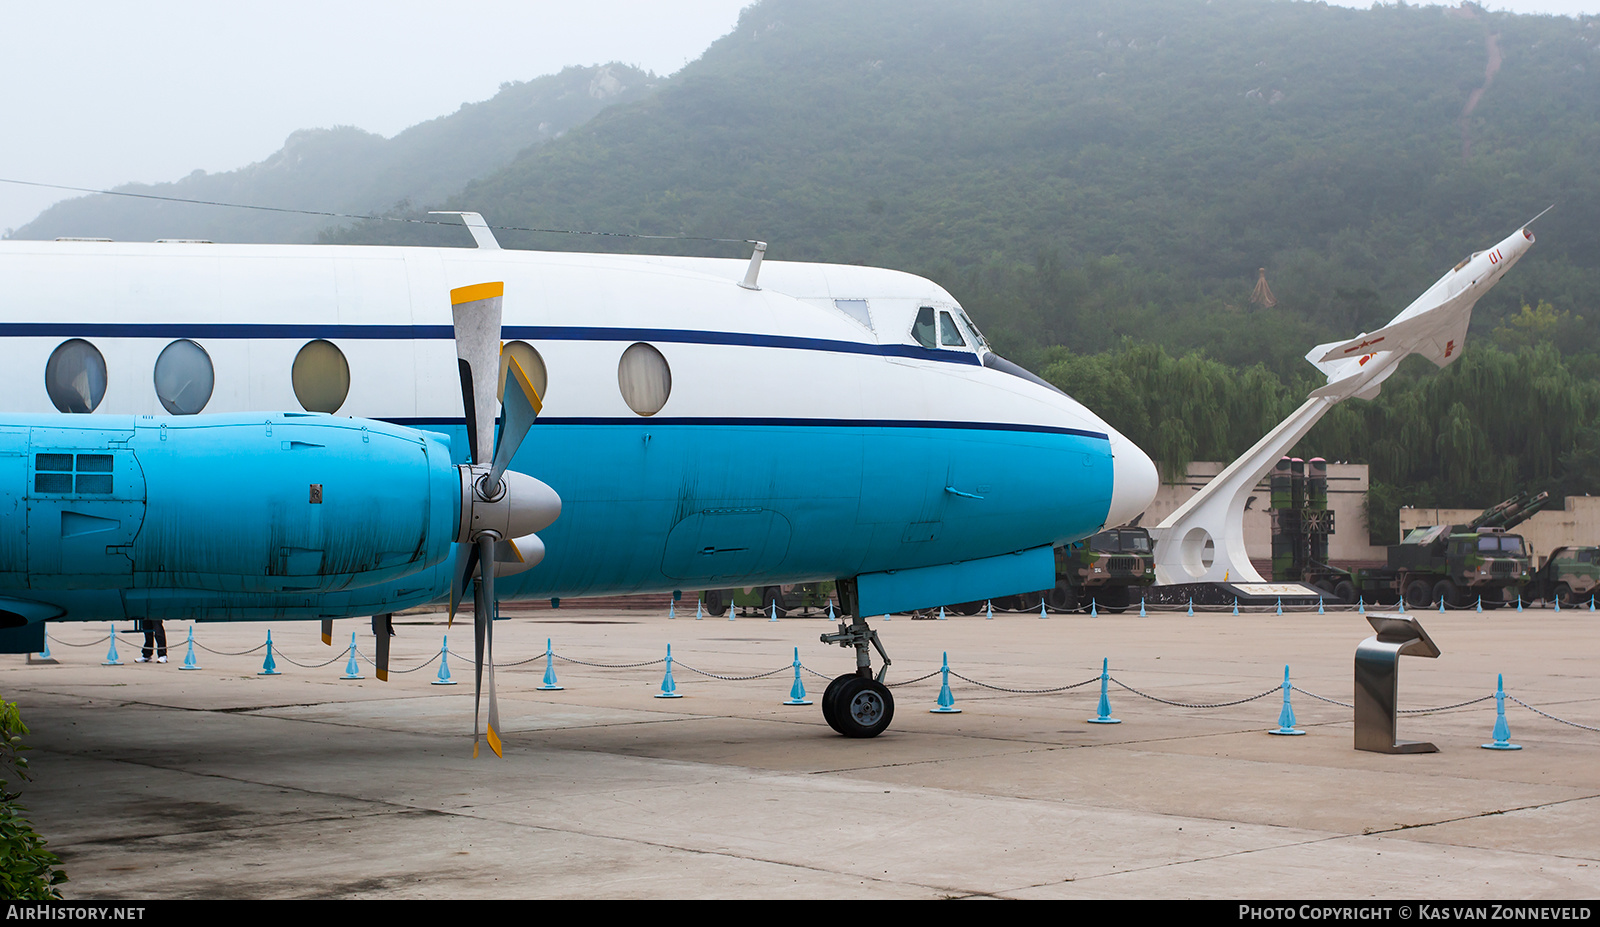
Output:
[886,670,942,687]
[1509,696,1600,733]
[945,670,1098,694]
[674,661,788,681]
[553,654,664,669]
[1292,686,1354,708]
[270,647,356,669]
[1398,695,1493,714]
[43,631,110,648]
[1112,678,1279,708]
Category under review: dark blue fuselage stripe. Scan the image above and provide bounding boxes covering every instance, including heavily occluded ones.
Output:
[384,416,1108,441]
[0,322,982,366]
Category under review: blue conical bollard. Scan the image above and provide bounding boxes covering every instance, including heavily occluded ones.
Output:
[103,624,123,665]
[1139,596,1146,617]
[985,600,993,620]
[938,606,947,621]
[1358,596,1365,615]
[695,599,703,620]
[1398,597,1406,614]
[1477,596,1483,614]
[1089,598,1098,617]
[1039,600,1047,619]
[784,647,811,706]
[433,635,457,685]
[1439,595,1446,613]
[1270,665,1305,735]
[668,600,676,620]
[883,611,891,621]
[1276,597,1283,616]
[1590,595,1596,612]
[1553,595,1561,612]
[1232,597,1239,616]
[538,637,563,690]
[180,626,201,670]
[931,652,961,713]
[341,632,365,679]
[1482,674,1521,750]
[1516,594,1524,613]
[37,629,51,662]
[729,598,737,621]
[259,630,281,675]
[1317,596,1324,615]
[1187,598,1194,617]
[655,643,682,698]
[1087,657,1120,724]
[769,601,778,622]
[827,602,835,622]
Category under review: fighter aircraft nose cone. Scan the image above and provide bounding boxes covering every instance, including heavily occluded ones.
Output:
[1106,434,1158,529]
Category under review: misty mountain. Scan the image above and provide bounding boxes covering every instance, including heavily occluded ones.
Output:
[10,64,658,244]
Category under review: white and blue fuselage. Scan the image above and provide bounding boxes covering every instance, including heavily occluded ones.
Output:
[0,239,1158,622]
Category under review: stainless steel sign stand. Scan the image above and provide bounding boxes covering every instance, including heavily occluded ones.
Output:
[1354,614,1441,754]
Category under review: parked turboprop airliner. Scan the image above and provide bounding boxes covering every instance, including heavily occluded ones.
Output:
[0,215,1159,748]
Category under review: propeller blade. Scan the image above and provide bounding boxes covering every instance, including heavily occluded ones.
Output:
[450,282,504,467]
[448,542,480,627]
[472,534,502,758]
[371,613,393,683]
[487,352,543,489]
[320,619,333,647]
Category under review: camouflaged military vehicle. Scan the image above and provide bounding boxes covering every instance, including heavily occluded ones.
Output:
[1528,546,1600,607]
[1041,526,1157,613]
[1307,492,1545,608]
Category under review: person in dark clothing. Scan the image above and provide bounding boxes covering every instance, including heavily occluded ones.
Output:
[137,619,167,663]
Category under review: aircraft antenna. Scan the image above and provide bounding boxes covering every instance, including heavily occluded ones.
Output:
[738,241,768,290]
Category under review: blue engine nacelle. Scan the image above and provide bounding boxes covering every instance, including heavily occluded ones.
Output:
[0,413,458,599]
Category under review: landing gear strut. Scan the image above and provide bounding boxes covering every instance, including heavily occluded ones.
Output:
[819,599,895,738]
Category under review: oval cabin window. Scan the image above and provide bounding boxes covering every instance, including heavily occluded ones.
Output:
[617,343,671,416]
[153,339,215,414]
[45,339,108,413]
[500,341,548,404]
[292,340,350,414]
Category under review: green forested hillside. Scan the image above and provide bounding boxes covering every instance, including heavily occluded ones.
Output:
[12,64,658,244]
[345,0,1599,372]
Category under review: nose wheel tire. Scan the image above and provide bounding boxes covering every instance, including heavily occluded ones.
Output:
[823,676,894,738]
[821,673,854,732]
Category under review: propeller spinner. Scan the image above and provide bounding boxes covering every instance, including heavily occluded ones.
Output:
[448,281,561,757]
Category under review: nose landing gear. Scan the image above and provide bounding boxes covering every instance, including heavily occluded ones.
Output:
[819,608,895,738]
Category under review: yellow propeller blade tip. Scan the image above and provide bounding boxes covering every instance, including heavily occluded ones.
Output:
[450,281,504,305]
[487,726,504,758]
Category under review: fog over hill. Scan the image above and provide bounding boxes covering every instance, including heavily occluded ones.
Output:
[11,64,657,245]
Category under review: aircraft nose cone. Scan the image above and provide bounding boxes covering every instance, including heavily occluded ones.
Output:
[1105,434,1158,529]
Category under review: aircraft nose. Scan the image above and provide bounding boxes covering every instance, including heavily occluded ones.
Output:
[1105,433,1158,529]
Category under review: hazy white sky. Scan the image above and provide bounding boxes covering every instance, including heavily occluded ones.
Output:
[1,0,1594,233]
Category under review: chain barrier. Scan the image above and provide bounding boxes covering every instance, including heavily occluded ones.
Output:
[674,661,788,682]
[1508,696,1600,733]
[271,646,357,670]
[1292,685,1354,709]
[29,629,1600,736]
[946,670,1097,694]
[1113,678,1279,709]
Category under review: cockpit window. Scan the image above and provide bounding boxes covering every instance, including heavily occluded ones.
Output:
[939,312,967,347]
[911,307,937,348]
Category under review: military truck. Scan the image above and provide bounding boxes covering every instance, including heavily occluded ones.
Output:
[1305,491,1545,608]
[1527,546,1600,607]
[976,526,1155,614]
[701,582,840,618]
